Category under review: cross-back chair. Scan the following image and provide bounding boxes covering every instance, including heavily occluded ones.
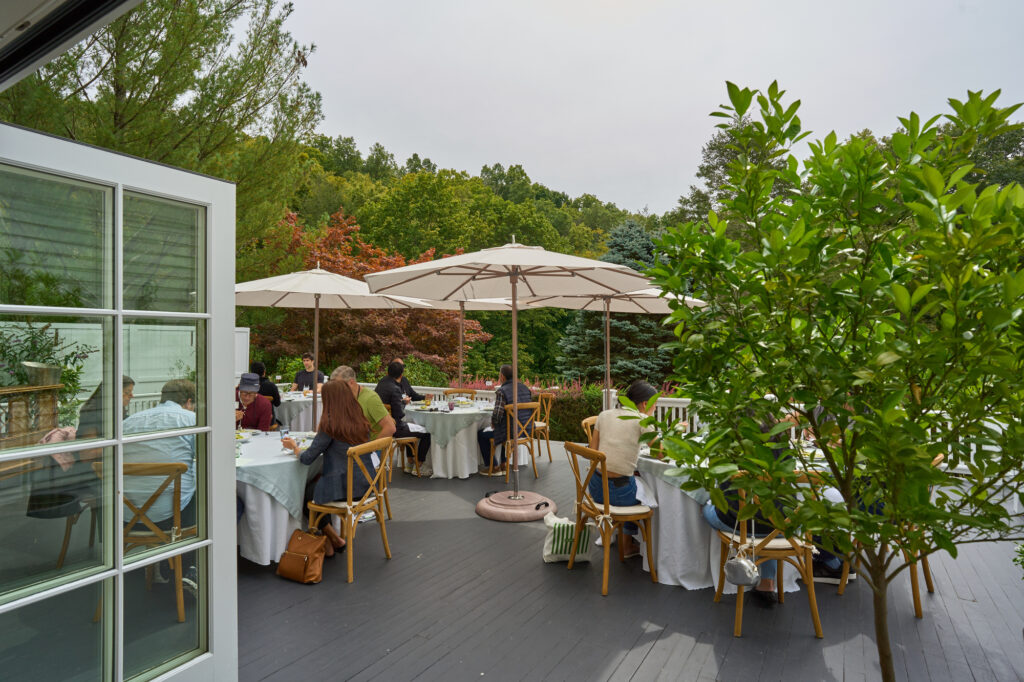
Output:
[713,471,823,638]
[443,388,476,399]
[563,442,656,595]
[307,436,394,583]
[497,402,540,480]
[581,416,598,445]
[383,404,424,477]
[533,392,554,462]
[837,453,945,619]
[95,462,197,622]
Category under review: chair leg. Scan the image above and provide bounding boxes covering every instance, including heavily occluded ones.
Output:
[55,514,78,569]
[383,486,392,520]
[88,505,97,547]
[601,528,612,596]
[804,550,823,638]
[530,441,539,478]
[345,514,356,583]
[921,553,935,593]
[777,559,784,604]
[714,538,727,603]
[838,559,851,596]
[145,564,154,591]
[376,506,391,559]
[567,514,584,571]
[172,554,185,623]
[734,584,745,637]
[640,518,657,583]
[906,550,923,618]
[618,526,626,562]
[412,443,421,478]
[544,432,552,462]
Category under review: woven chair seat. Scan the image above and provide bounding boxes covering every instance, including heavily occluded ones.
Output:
[717,532,805,553]
[320,496,376,510]
[584,502,651,516]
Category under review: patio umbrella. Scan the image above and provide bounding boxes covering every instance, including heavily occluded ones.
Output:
[235,266,428,427]
[365,242,651,522]
[522,288,705,409]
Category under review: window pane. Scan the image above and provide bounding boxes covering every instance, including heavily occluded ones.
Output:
[0,578,110,680]
[0,448,113,602]
[0,315,112,457]
[122,433,205,560]
[0,163,112,309]
[123,192,205,313]
[124,548,206,680]
[123,318,207,431]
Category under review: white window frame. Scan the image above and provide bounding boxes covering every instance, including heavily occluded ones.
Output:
[0,122,237,682]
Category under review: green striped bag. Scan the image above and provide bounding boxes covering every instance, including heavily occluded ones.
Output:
[542,512,592,563]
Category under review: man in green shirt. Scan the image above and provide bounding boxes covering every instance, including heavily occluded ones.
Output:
[329,365,396,439]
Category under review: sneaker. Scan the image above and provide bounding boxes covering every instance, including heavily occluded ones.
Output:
[181,566,199,599]
[812,562,845,584]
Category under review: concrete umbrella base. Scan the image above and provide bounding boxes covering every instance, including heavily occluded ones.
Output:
[476,490,556,522]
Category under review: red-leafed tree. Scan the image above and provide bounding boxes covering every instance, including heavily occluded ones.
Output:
[250,210,490,377]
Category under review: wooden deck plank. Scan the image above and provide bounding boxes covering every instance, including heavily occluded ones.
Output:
[237,442,1024,682]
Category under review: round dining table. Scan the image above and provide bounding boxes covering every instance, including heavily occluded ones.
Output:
[403,403,493,478]
[276,392,314,431]
[235,431,319,565]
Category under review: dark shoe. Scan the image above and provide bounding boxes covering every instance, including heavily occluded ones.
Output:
[751,589,778,608]
[182,566,199,599]
[812,562,844,584]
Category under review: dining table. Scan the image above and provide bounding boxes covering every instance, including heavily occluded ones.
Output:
[276,392,314,431]
[635,455,801,594]
[403,401,493,478]
[235,430,320,565]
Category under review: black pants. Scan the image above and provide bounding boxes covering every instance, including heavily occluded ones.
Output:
[478,429,503,466]
[396,423,431,462]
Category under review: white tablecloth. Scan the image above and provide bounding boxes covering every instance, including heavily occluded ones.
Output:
[235,433,319,565]
[405,407,492,479]
[276,394,314,432]
[636,456,800,593]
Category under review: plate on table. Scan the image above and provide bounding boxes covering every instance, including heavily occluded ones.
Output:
[235,431,253,444]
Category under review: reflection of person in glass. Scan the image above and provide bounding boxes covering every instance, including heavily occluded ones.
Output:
[76,374,136,447]
[290,352,325,392]
[122,379,197,529]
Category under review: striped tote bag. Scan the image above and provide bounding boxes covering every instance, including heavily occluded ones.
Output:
[542,511,592,563]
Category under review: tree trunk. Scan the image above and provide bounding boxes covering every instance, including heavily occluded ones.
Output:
[871,570,896,682]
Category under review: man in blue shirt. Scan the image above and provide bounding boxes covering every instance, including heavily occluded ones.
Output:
[122,379,197,529]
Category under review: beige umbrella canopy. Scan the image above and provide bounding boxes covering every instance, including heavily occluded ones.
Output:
[522,288,705,409]
[235,266,429,426]
[365,243,651,519]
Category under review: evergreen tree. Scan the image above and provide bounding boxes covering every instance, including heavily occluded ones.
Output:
[556,220,674,386]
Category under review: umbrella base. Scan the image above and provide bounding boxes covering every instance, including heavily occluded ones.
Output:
[476,490,556,523]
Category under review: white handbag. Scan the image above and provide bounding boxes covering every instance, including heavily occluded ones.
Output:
[723,516,761,587]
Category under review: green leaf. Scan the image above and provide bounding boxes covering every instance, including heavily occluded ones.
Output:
[910,283,933,307]
[892,284,911,316]
[874,351,901,366]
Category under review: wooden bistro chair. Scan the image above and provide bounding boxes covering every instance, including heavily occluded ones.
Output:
[837,453,945,619]
[500,402,540,481]
[713,472,823,639]
[96,462,197,623]
[307,436,394,583]
[533,392,554,462]
[384,404,424,478]
[443,388,476,399]
[581,416,598,445]
[564,442,656,596]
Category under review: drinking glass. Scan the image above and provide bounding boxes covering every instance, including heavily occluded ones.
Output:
[448,400,455,412]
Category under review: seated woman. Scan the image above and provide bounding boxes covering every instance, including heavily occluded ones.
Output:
[589,380,658,559]
[282,380,375,556]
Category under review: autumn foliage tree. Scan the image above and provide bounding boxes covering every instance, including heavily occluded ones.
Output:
[250,210,490,377]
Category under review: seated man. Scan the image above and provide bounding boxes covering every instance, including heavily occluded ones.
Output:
[122,379,198,531]
[290,352,325,392]
[235,372,273,431]
[329,365,396,439]
[477,364,533,472]
[391,357,425,403]
[375,361,431,468]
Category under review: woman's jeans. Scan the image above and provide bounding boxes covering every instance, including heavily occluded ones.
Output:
[588,475,639,536]
[701,501,777,581]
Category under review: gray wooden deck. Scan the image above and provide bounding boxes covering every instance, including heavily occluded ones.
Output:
[237,442,1024,682]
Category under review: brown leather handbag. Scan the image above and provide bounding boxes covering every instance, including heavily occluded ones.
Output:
[276,529,327,583]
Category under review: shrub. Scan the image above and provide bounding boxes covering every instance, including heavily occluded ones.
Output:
[547,383,603,443]
[357,355,383,383]
[402,356,448,387]
[274,356,307,384]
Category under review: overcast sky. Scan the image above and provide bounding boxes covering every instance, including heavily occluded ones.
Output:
[287,0,1024,215]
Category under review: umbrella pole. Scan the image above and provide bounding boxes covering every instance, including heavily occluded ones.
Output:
[459,301,465,388]
[511,271,521,499]
[604,298,611,411]
[312,293,320,429]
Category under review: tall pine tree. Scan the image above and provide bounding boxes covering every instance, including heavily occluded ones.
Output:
[556,220,675,386]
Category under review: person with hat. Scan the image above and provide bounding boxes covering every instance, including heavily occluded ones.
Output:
[236,372,273,431]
